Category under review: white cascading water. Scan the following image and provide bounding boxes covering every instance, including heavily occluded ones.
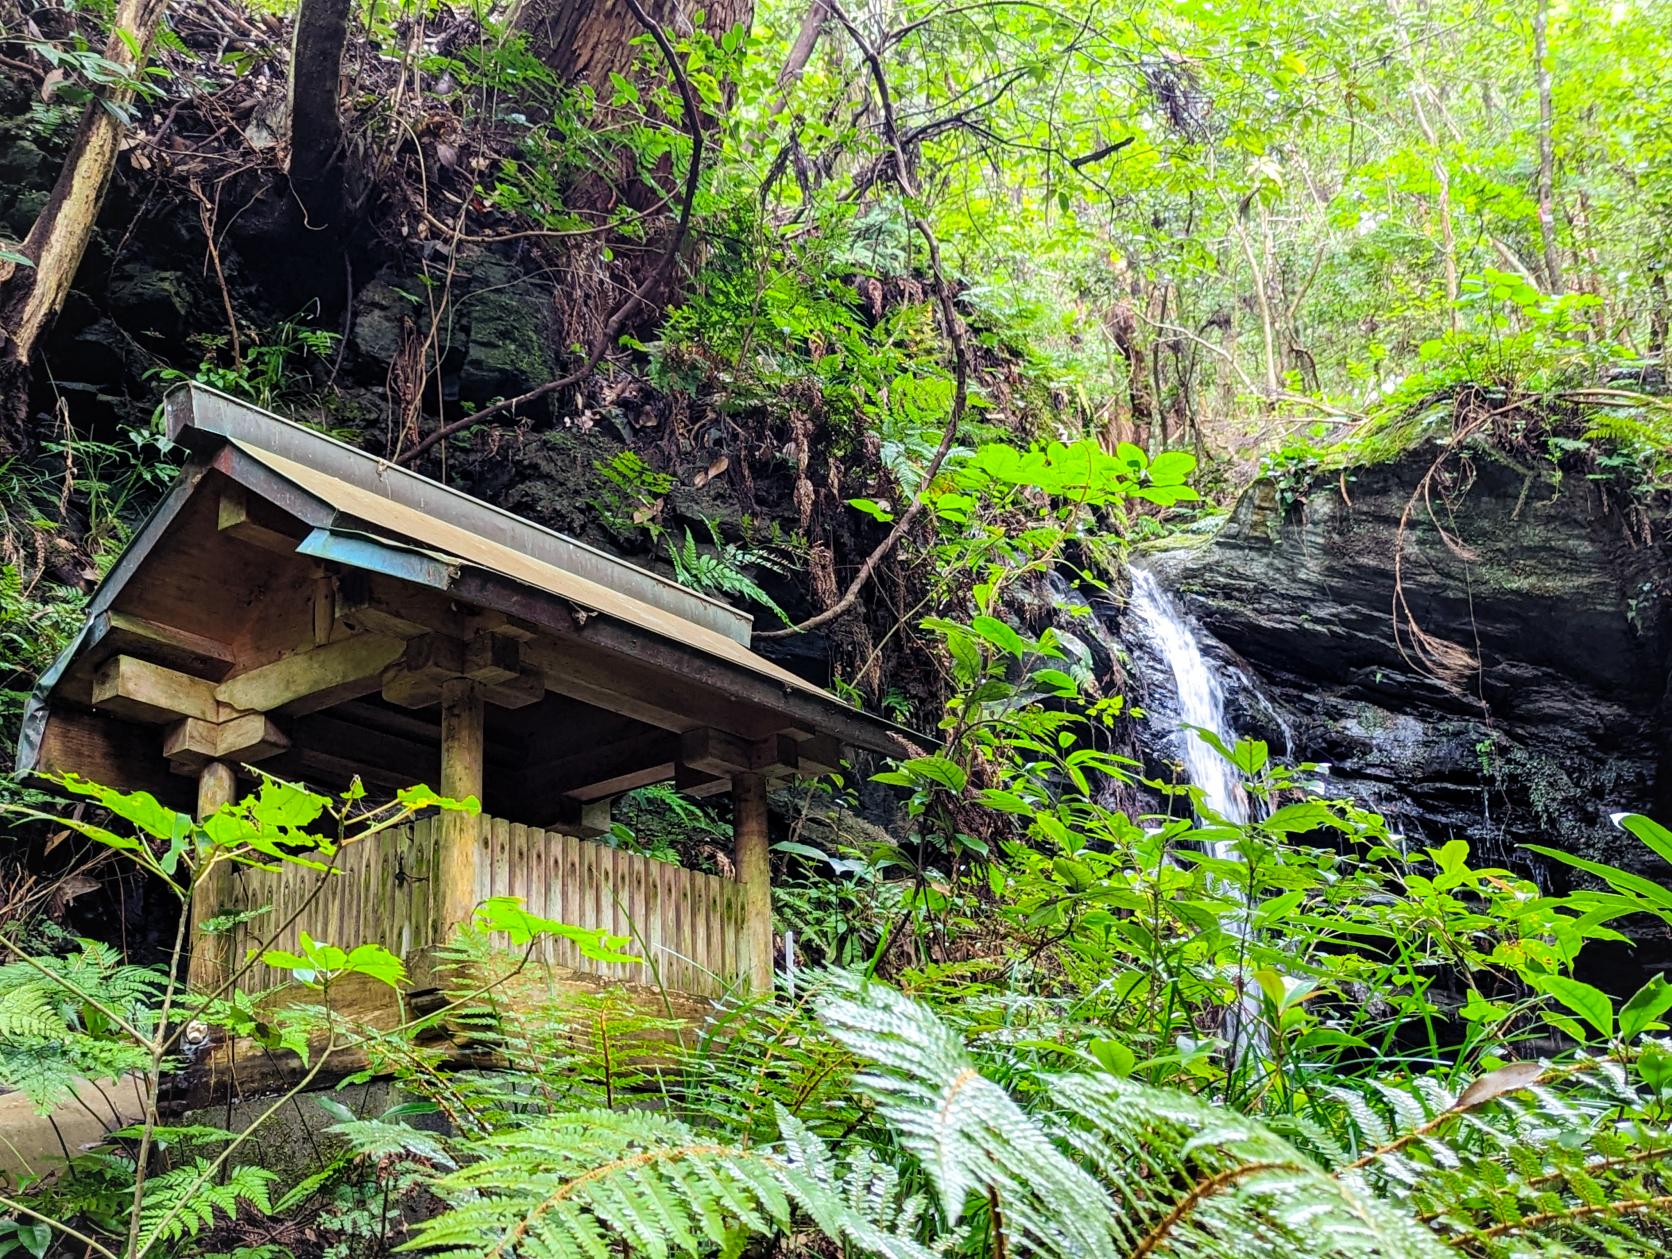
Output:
[1126,565,1268,1062]
[1126,566,1251,836]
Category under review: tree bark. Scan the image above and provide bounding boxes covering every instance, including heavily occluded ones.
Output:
[1108,301,1157,448]
[770,0,828,114]
[1533,0,1561,293]
[0,0,170,452]
[287,0,351,227]
[516,0,754,90]
[1650,272,1668,360]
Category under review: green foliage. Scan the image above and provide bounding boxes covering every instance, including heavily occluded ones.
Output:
[411,1105,930,1259]
[261,931,408,990]
[0,942,160,1110]
[131,1160,275,1253]
[1324,1060,1672,1256]
[590,450,675,534]
[147,316,340,415]
[664,519,791,625]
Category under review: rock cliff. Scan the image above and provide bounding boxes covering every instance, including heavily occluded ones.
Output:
[1147,443,1671,975]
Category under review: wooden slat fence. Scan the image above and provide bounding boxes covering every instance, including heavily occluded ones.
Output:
[225,816,745,997]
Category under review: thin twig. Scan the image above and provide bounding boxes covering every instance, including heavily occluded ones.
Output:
[756,1,972,641]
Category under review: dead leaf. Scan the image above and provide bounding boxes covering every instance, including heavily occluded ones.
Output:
[1454,1060,1543,1110]
[692,455,728,488]
[39,69,64,102]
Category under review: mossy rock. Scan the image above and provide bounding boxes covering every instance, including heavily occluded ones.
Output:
[457,256,558,405]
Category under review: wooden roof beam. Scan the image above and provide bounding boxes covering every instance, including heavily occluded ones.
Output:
[90,610,237,681]
[217,483,307,555]
[380,632,545,711]
[92,656,224,724]
[215,633,408,716]
[678,729,840,780]
[542,731,681,803]
[521,638,775,739]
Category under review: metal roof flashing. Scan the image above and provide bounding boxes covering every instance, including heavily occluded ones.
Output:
[163,383,754,645]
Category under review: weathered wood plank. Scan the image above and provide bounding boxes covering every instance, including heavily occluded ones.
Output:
[93,655,220,723]
[406,818,431,959]
[582,841,602,975]
[214,633,405,715]
[493,817,512,916]
[678,865,696,997]
[560,831,582,972]
[634,857,655,987]
[705,873,723,996]
[93,609,236,680]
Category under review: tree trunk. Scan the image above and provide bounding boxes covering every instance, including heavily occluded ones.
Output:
[1108,301,1157,449]
[771,0,829,114]
[516,0,754,90]
[1650,272,1668,360]
[0,0,169,452]
[1533,0,1561,293]
[288,0,351,227]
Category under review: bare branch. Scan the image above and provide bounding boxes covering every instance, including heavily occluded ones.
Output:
[756,2,972,642]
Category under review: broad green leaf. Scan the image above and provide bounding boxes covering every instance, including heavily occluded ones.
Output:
[1147,450,1197,486]
[970,614,1027,658]
[1536,974,1612,1039]
[1613,812,1672,866]
[1524,844,1672,914]
[1620,974,1672,1039]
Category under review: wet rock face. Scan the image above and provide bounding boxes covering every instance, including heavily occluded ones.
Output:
[1149,447,1671,918]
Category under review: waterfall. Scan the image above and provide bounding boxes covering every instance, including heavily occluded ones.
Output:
[1126,564,1268,1062]
[1125,566,1251,834]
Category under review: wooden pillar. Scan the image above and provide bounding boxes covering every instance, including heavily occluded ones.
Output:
[186,760,238,994]
[732,772,773,994]
[435,678,485,944]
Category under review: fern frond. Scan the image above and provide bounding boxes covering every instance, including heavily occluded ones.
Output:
[412,1105,938,1259]
[133,1159,276,1252]
[816,975,1453,1259]
[1333,1058,1672,1256]
[0,946,163,1109]
[326,1116,456,1168]
[818,976,1124,1257]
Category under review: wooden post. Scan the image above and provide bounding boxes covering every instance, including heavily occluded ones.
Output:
[186,760,238,994]
[732,772,773,994]
[435,678,485,945]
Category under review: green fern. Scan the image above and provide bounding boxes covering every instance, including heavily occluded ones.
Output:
[318,1094,457,1168]
[666,521,792,625]
[1582,407,1672,471]
[0,943,162,1109]
[411,1106,938,1259]
[132,1158,276,1253]
[1319,1059,1672,1256]
[817,974,1453,1259]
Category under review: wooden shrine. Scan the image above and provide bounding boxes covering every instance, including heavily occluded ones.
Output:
[18,384,908,1001]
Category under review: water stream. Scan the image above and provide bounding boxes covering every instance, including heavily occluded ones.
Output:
[1124,564,1267,1061]
[1125,566,1252,837]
